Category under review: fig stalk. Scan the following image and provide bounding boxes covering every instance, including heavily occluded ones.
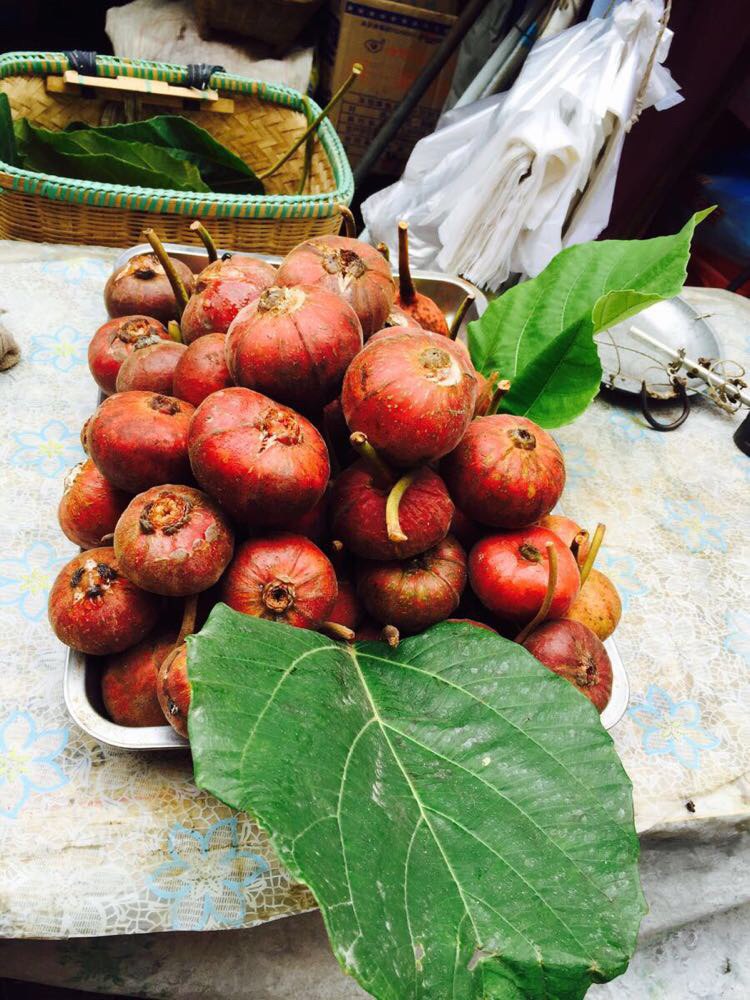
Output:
[320,620,356,642]
[488,378,512,414]
[338,205,357,238]
[397,221,416,305]
[382,625,400,647]
[515,542,558,645]
[579,523,606,587]
[142,229,190,317]
[571,529,590,567]
[448,293,475,340]
[349,431,395,487]
[257,63,363,181]
[177,595,198,645]
[167,320,183,343]
[189,220,219,262]
[376,242,390,262]
[385,472,417,543]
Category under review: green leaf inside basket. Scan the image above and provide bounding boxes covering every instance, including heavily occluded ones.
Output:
[0,92,18,167]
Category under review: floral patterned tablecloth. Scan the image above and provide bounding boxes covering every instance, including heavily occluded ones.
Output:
[0,241,748,942]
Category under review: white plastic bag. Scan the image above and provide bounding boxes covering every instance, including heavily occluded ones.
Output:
[362,0,681,290]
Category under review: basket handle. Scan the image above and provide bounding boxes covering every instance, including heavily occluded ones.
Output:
[64,50,98,76]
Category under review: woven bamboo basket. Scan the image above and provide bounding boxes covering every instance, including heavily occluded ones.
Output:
[0,52,353,253]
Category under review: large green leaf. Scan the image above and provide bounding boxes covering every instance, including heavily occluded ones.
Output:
[0,92,17,166]
[190,607,645,1000]
[468,210,711,427]
[14,118,209,192]
[65,116,263,194]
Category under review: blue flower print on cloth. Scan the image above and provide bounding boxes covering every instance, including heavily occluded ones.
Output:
[147,817,270,930]
[725,609,750,663]
[0,711,69,819]
[29,325,89,373]
[10,420,84,478]
[0,541,68,622]
[661,497,727,553]
[628,686,720,770]
[607,409,649,444]
[596,550,649,612]
[41,256,112,284]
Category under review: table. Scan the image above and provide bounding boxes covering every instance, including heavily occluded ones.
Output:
[0,242,748,996]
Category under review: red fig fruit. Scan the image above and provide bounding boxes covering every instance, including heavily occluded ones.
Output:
[385,304,422,329]
[58,459,130,550]
[449,505,482,551]
[327,578,364,631]
[443,414,565,528]
[102,630,176,727]
[86,391,195,493]
[181,255,277,343]
[523,620,613,712]
[88,315,170,395]
[48,547,159,655]
[276,235,394,339]
[537,514,590,563]
[469,526,580,626]
[225,285,363,413]
[157,643,190,737]
[220,534,338,629]
[341,330,477,467]
[172,333,233,407]
[115,340,186,395]
[114,485,234,596]
[104,252,195,323]
[331,460,453,561]
[284,490,329,546]
[357,534,467,634]
[188,388,329,527]
[394,221,449,335]
[563,569,622,641]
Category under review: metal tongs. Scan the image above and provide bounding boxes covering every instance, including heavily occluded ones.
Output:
[630,325,750,452]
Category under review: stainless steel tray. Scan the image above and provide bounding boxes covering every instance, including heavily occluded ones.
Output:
[63,245,629,749]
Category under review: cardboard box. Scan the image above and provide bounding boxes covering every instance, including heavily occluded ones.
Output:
[319,0,458,176]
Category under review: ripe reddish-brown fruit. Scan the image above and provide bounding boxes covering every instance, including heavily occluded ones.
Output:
[357,534,467,633]
[327,578,364,630]
[284,490,329,546]
[276,235,394,338]
[104,252,195,323]
[87,391,195,493]
[564,569,622,641]
[88,315,169,395]
[157,643,190,737]
[101,630,175,727]
[331,461,453,560]
[225,285,362,413]
[443,414,565,528]
[341,330,477,467]
[115,340,186,394]
[188,388,329,527]
[537,514,590,561]
[114,485,234,596]
[523,620,613,712]
[469,526,580,626]
[220,534,338,629]
[172,333,232,406]
[58,459,130,549]
[181,256,276,343]
[385,305,421,329]
[449,505,482,551]
[394,221,449,335]
[48,547,159,655]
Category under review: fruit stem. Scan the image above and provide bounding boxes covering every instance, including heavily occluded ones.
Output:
[579,523,606,587]
[571,530,589,567]
[448,294,475,340]
[330,540,348,577]
[257,63,363,181]
[320,620,355,643]
[338,205,356,238]
[382,625,400,647]
[397,220,416,304]
[515,542,558,645]
[376,242,390,262]
[488,378,512,414]
[349,432,396,487]
[142,229,189,317]
[167,320,183,343]
[189,220,218,262]
[177,595,198,645]
[385,472,416,542]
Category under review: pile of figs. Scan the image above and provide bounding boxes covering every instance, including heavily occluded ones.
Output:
[49,221,623,739]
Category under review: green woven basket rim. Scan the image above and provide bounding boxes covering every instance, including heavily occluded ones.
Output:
[0,51,354,220]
